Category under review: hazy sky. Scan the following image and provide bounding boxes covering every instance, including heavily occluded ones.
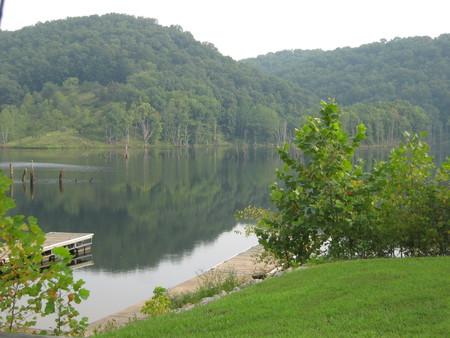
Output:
[1,0,449,60]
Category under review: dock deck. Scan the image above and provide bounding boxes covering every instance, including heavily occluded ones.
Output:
[41,232,94,268]
[42,232,93,254]
[1,232,94,269]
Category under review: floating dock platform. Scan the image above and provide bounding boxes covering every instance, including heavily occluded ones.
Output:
[1,232,94,269]
[41,232,94,269]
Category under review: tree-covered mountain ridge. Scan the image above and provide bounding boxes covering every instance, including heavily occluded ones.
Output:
[244,34,450,144]
[0,13,316,147]
[0,14,447,147]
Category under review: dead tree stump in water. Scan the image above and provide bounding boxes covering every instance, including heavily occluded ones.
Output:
[30,160,35,185]
[30,164,35,198]
[59,170,64,194]
[30,169,35,199]
[30,168,35,184]
[22,168,27,182]
[9,163,13,179]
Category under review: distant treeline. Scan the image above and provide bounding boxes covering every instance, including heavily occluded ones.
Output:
[245,34,450,144]
[0,14,448,146]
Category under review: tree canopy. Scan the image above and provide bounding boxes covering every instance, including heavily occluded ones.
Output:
[0,15,448,146]
[0,14,316,146]
[245,35,450,143]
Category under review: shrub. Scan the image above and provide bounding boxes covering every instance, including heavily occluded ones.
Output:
[141,287,171,316]
[0,173,89,335]
[247,101,449,266]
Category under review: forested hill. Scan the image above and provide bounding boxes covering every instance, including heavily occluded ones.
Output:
[0,13,316,146]
[1,14,448,147]
[244,35,450,142]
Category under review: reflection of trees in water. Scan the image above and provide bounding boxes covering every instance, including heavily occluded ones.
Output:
[6,145,445,272]
[9,148,278,272]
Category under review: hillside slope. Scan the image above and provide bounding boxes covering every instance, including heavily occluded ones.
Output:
[244,35,450,139]
[0,14,316,146]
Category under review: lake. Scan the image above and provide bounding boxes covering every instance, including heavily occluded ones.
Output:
[0,143,447,327]
[0,146,279,325]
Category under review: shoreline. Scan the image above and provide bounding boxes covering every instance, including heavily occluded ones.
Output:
[85,244,274,336]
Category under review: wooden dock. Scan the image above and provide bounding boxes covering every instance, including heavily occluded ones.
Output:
[42,232,93,255]
[41,232,94,269]
[1,232,94,269]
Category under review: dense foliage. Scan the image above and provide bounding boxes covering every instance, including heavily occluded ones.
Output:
[0,173,89,335]
[245,35,450,143]
[1,15,448,146]
[252,102,449,266]
[0,14,316,146]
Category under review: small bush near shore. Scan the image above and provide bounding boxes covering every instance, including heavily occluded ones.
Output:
[169,268,243,309]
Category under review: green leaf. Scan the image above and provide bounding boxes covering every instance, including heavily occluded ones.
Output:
[29,222,41,234]
[52,246,71,259]
[302,124,312,134]
[44,301,55,314]
[356,124,366,134]
[294,187,303,195]
[272,190,283,201]
[79,288,90,300]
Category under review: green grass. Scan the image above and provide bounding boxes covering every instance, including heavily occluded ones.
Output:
[8,129,106,148]
[7,129,232,149]
[98,257,449,337]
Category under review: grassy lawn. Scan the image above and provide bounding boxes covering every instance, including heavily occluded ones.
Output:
[98,257,449,337]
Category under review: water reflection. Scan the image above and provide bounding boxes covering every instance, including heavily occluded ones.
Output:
[1,148,278,274]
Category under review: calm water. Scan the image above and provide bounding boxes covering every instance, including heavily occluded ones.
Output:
[0,147,279,325]
[0,144,447,327]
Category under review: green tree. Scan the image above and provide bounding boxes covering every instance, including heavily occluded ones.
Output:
[0,105,21,147]
[0,76,25,106]
[255,101,366,265]
[131,102,162,146]
[102,102,128,144]
[369,132,449,256]
[245,104,279,144]
[247,102,449,265]
[42,107,65,132]
[161,92,192,146]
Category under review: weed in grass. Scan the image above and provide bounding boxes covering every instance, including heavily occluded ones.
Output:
[169,268,243,309]
[92,319,121,335]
